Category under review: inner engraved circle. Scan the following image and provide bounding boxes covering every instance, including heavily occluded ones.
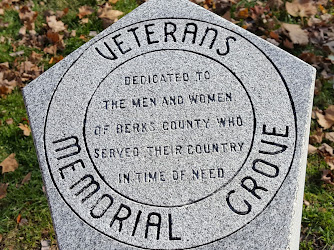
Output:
[84,50,255,207]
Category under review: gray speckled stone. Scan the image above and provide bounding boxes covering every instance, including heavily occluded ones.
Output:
[23,0,316,249]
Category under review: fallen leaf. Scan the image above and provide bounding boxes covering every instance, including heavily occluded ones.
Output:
[29,51,43,64]
[286,0,317,17]
[19,218,28,226]
[325,105,334,122]
[303,199,310,206]
[0,9,4,15]
[307,16,322,27]
[323,41,334,53]
[308,144,317,155]
[71,30,76,37]
[222,10,231,21]
[46,30,64,45]
[49,55,64,64]
[78,5,94,19]
[46,16,66,33]
[318,143,334,156]
[19,26,26,36]
[43,45,57,55]
[21,172,32,185]
[16,214,21,224]
[321,169,334,185]
[325,156,334,170]
[283,38,294,49]
[79,34,87,41]
[315,108,334,129]
[89,31,97,37]
[267,0,284,9]
[9,50,24,57]
[0,233,2,242]
[109,0,119,3]
[325,132,334,142]
[80,18,89,24]
[41,240,51,250]
[309,129,324,144]
[5,118,13,125]
[237,8,248,19]
[267,38,280,46]
[98,3,123,28]
[19,61,41,82]
[1,153,19,174]
[0,183,8,199]
[56,8,68,19]
[282,23,309,45]
[269,31,280,42]
[19,6,38,30]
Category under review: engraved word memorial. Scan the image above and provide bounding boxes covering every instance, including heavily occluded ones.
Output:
[23,0,316,249]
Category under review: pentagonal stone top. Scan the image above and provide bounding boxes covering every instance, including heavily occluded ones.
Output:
[23,0,315,249]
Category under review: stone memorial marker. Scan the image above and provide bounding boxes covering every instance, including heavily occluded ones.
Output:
[23,0,316,249]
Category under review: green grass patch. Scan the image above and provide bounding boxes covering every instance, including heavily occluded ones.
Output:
[300,154,334,249]
[313,80,334,111]
[114,0,138,15]
[0,89,55,249]
[0,10,21,39]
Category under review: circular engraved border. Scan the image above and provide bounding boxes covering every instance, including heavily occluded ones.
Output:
[83,49,256,208]
[44,18,298,249]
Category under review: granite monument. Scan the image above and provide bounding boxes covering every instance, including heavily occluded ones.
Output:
[23,0,316,249]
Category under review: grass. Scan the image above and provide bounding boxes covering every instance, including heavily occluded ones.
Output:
[301,154,334,249]
[0,90,55,249]
[0,0,333,249]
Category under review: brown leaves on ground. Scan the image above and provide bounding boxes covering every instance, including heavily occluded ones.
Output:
[48,55,64,64]
[286,0,317,18]
[325,132,334,142]
[46,16,66,33]
[20,60,42,82]
[281,23,309,45]
[16,214,21,224]
[0,153,19,174]
[321,169,334,185]
[18,123,31,136]
[16,172,32,188]
[98,3,124,28]
[309,118,334,171]
[318,143,334,170]
[78,6,94,19]
[318,143,333,157]
[0,62,21,97]
[310,128,324,144]
[0,183,9,199]
[197,0,334,62]
[314,106,334,129]
[19,6,38,31]
[0,0,130,98]
[5,118,13,125]
[21,172,31,185]
[237,8,248,19]
[308,144,318,155]
[0,1,73,93]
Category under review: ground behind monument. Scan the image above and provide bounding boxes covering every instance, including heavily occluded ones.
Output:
[0,0,333,249]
